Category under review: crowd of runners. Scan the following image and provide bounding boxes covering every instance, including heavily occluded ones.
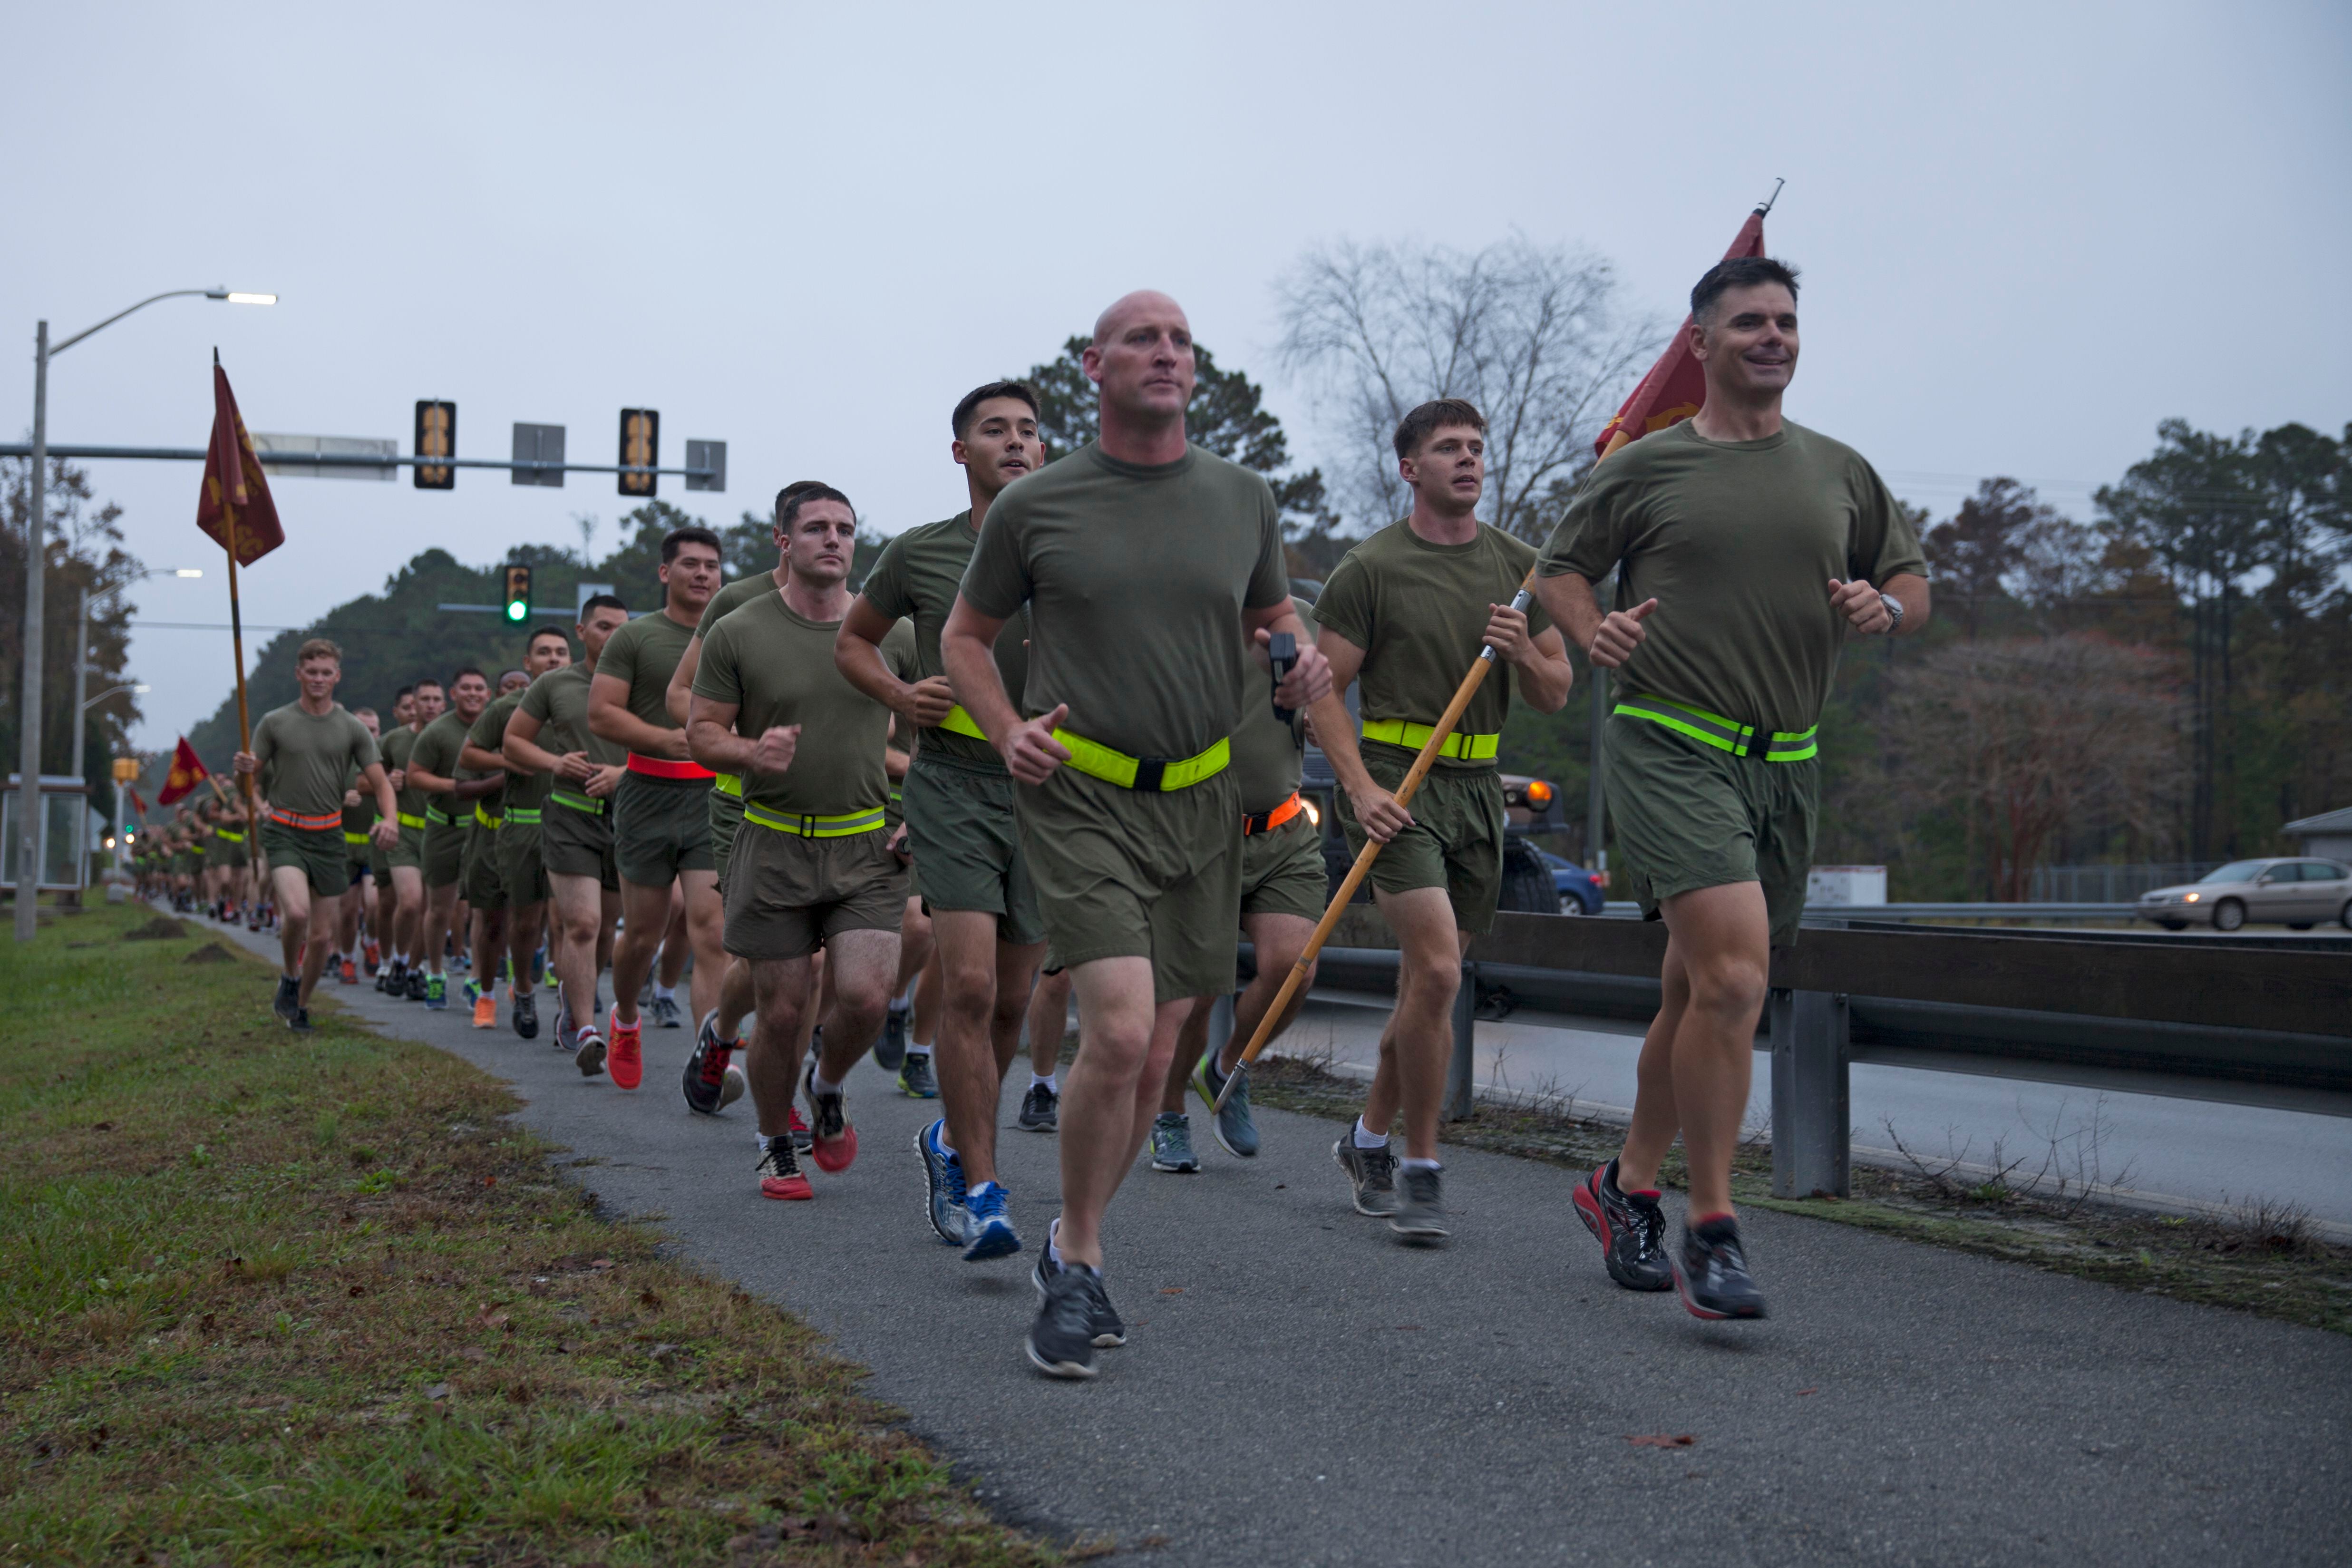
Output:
[137,258,1929,1376]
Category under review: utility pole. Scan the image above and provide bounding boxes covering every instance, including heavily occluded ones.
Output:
[14,321,49,940]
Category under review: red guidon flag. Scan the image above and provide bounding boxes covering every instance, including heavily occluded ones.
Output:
[194,360,284,565]
[156,737,211,806]
[128,788,150,819]
[1593,207,1769,458]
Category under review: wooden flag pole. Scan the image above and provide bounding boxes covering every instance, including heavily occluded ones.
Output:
[1215,568,1538,1112]
[214,351,261,872]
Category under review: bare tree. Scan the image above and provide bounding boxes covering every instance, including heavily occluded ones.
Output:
[1878,634,2186,901]
[1273,236,1654,540]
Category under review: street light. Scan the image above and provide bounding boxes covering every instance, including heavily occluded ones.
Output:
[15,289,272,940]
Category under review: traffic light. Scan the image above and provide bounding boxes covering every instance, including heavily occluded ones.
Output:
[503,565,532,623]
[415,400,457,489]
[618,408,659,497]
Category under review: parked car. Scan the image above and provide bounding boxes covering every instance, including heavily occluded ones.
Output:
[2136,857,2352,931]
[1533,849,1606,916]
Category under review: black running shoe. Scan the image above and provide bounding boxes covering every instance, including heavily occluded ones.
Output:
[405,969,428,1003]
[1573,1159,1674,1291]
[272,975,301,1026]
[1018,1083,1059,1133]
[1026,1263,1103,1380]
[874,1003,909,1073]
[288,1007,312,1032]
[512,987,539,1041]
[1674,1217,1769,1321]
[1030,1246,1126,1347]
[681,1011,741,1116]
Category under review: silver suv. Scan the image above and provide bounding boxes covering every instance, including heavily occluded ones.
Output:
[2137,857,2352,932]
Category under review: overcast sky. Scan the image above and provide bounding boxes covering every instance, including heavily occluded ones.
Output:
[6,0,2347,749]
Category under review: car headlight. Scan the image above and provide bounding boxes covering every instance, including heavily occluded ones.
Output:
[2184,892,2200,903]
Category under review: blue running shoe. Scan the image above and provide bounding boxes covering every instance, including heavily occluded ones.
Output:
[1194,1054,1260,1158]
[962,1181,1021,1262]
[915,1118,969,1245]
[424,973,448,1011]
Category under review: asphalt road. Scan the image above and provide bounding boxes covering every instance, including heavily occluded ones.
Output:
[1291,997,2352,1231]
[209,921,2352,1566]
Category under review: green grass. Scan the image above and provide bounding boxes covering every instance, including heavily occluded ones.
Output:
[0,902,1058,1566]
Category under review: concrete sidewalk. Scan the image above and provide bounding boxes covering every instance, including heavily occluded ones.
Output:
[217,922,2351,1566]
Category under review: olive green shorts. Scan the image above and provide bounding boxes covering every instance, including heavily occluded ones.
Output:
[389,821,426,871]
[543,796,618,890]
[368,836,392,882]
[498,816,548,906]
[709,786,744,895]
[1336,745,1507,936]
[424,817,469,891]
[903,751,1047,945]
[613,772,714,887]
[1603,712,1819,949]
[462,821,507,911]
[344,832,374,886]
[1238,809,1328,922]
[1015,764,1242,1006]
[721,819,908,962]
[207,839,250,871]
[260,819,351,900]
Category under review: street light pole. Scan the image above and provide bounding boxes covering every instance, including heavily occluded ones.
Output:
[12,288,271,941]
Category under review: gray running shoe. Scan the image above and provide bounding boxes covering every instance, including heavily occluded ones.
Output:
[1193,1054,1259,1158]
[1333,1135,1400,1217]
[272,974,301,1026]
[1030,1247,1126,1348]
[1018,1083,1059,1133]
[649,994,684,1030]
[873,1003,909,1073]
[896,1051,939,1099]
[1390,1166,1449,1243]
[1149,1112,1199,1173]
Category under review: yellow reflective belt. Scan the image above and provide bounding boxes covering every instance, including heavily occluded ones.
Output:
[548,789,603,816]
[473,805,503,829]
[504,807,542,825]
[712,772,743,797]
[1053,728,1230,791]
[1612,694,1818,763]
[939,705,989,741]
[741,802,889,839]
[343,830,370,847]
[425,806,452,825]
[215,829,244,844]
[1359,718,1501,761]
[397,812,428,830]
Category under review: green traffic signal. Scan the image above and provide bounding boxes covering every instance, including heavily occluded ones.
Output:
[502,565,532,623]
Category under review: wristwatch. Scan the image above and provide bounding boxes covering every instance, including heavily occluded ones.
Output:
[1878,592,1905,633]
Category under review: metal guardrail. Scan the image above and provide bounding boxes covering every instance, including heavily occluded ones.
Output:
[1597,900,2149,923]
[1261,908,2352,1201]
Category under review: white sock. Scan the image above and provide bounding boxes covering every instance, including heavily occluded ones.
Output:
[1401,1156,1442,1173]
[888,997,909,1016]
[810,1071,842,1098]
[1030,1072,1058,1092]
[1353,1117,1389,1149]
[757,1131,775,1153]
[652,982,675,1002]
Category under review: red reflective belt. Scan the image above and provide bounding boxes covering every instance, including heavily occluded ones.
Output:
[267,807,343,832]
[1243,792,1306,836]
[626,752,714,781]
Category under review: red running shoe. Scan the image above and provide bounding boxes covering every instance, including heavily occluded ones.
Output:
[757,1139,813,1200]
[608,1005,644,1090]
[802,1062,858,1174]
[340,957,359,985]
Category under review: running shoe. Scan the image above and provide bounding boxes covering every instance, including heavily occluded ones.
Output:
[873,1002,909,1073]
[288,1006,312,1033]
[897,1051,939,1099]
[512,986,539,1041]
[1149,1112,1199,1173]
[1018,1083,1059,1133]
[1673,1217,1769,1321]
[471,992,497,1029]
[788,1104,813,1152]
[1390,1166,1449,1243]
[363,942,379,975]
[607,1007,643,1090]
[1333,1135,1400,1217]
[915,1118,969,1244]
[273,974,301,1025]
[1031,1245,1126,1348]
[424,973,447,1011]
[406,968,428,1002]
[649,994,684,1030]
[463,978,482,1009]
[962,1180,1021,1262]
[756,1138,813,1201]
[1026,1263,1106,1380]
[374,965,391,994]
[682,1010,740,1116]
[554,999,579,1054]
[574,1028,607,1077]
[1194,1054,1259,1158]
[335,955,355,985]
[1572,1159,1673,1292]
[801,1062,857,1174]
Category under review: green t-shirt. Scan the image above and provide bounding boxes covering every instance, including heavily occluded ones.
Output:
[470,691,548,813]
[1230,596,1319,812]
[695,569,786,638]
[380,726,428,822]
[692,594,900,819]
[1538,420,1928,734]
[250,701,379,818]
[409,710,476,822]
[960,444,1290,762]
[860,511,1031,769]
[1315,521,1551,773]
[595,608,699,736]
[517,663,625,768]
